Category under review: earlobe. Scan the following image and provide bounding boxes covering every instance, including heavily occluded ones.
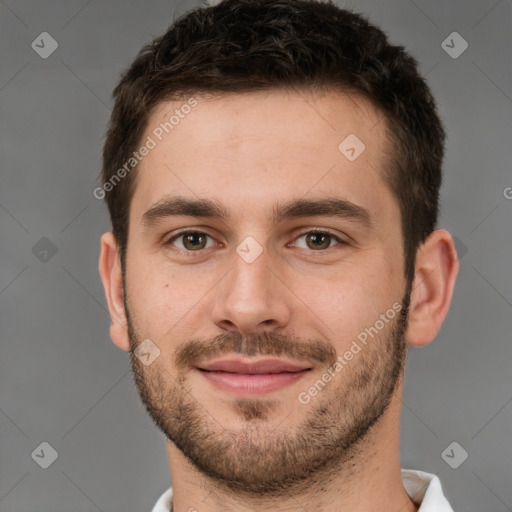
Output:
[98,232,131,352]
[405,229,459,347]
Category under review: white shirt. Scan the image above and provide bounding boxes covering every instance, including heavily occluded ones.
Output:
[152,468,454,511]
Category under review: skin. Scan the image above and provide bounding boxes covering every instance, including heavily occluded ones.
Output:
[99,88,459,512]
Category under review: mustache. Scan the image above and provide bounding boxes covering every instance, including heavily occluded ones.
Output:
[174,331,337,372]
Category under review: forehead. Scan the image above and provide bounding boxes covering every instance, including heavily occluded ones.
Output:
[130,89,397,229]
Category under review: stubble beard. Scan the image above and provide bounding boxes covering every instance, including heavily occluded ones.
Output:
[126,291,410,497]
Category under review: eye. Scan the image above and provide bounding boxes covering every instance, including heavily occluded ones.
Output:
[165,230,216,251]
[293,230,344,251]
[164,229,347,255]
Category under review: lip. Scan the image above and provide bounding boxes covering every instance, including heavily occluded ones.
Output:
[199,357,311,374]
[196,357,313,396]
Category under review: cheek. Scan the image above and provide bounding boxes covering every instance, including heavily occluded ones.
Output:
[125,258,199,336]
[304,258,400,343]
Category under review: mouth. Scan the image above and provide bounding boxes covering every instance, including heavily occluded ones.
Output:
[196,357,313,396]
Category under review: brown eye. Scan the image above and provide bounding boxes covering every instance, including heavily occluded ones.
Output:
[182,232,207,250]
[167,231,214,251]
[294,231,343,251]
[306,232,331,250]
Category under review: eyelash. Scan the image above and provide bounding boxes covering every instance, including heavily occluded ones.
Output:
[163,229,347,256]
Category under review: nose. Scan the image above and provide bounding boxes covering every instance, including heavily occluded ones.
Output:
[210,247,293,335]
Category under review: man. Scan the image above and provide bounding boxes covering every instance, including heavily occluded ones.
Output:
[98,0,459,510]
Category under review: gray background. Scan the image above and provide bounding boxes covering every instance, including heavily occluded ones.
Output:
[0,0,511,510]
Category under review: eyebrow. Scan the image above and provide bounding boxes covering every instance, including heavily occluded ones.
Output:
[141,195,374,229]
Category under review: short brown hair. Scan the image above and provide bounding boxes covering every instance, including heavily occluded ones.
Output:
[101,0,445,283]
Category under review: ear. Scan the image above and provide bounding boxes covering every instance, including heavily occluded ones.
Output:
[405,229,459,347]
[98,231,131,352]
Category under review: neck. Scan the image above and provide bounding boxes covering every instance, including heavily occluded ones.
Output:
[166,386,417,512]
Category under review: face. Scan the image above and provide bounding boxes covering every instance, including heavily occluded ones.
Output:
[123,89,410,494]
